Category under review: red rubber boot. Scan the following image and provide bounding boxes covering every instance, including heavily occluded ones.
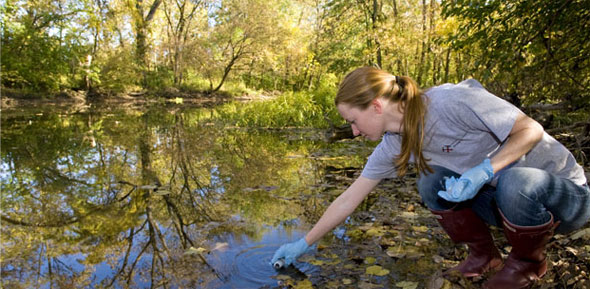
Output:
[431,208,503,277]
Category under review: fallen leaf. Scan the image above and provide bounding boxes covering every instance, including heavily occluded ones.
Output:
[386,247,406,258]
[412,226,428,233]
[570,228,590,240]
[432,255,444,264]
[366,265,390,276]
[565,246,578,255]
[396,280,418,289]
[366,227,385,237]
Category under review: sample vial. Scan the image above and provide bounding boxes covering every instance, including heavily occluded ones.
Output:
[273,259,285,270]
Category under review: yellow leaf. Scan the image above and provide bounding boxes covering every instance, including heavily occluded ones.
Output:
[412,226,428,233]
[309,259,325,266]
[273,274,291,281]
[184,247,207,255]
[365,265,390,276]
[342,278,353,285]
[365,228,385,237]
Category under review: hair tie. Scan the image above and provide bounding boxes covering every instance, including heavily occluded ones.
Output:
[395,76,403,91]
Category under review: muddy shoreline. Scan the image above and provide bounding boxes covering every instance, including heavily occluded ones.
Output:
[0,88,241,112]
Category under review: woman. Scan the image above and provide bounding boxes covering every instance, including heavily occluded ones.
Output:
[271,66,590,288]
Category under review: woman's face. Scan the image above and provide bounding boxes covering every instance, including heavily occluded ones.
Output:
[337,102,385,141]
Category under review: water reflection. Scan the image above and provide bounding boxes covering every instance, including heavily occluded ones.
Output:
[1,104,372,288]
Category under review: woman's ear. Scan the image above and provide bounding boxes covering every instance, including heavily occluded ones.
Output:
[372,98,383,114]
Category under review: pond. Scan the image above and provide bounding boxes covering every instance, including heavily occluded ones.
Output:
[2,101,446,289]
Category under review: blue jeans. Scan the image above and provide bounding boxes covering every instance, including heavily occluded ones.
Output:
[418,165,590,234]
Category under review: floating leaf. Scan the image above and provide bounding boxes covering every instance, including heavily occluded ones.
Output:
[184,247,207,255]
[365,265,390,276]
[342,278,353,285]
[365,257,376,264]
[211,242,228,251]
[140,185,158,190]
[272,274,291,281]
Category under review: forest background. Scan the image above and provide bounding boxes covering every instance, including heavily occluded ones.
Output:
[2,0,589,119]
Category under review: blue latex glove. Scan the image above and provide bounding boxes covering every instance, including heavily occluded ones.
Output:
[271,238,309,267]
[438,159,494,202]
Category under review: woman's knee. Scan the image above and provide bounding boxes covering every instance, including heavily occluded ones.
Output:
[495,167,549,209]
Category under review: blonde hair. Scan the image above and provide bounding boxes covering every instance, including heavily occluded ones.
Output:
[335,66,432,176]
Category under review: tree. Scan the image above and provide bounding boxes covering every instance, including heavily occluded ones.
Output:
[1,0,86,91]
[198,0,281,93]
[161,0,204,86]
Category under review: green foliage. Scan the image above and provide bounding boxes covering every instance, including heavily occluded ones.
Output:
[97,48,141,93]
[441,0,590,104]
[215,90,337,128]
[144,65,175,90]
[0,0,93,92]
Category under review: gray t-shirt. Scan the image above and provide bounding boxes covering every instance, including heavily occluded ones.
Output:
[361,78,587,186]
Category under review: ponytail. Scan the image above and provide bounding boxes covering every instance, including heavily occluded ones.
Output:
[394,76,432,176]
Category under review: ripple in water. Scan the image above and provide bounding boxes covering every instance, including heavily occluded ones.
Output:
[205,230,317,288]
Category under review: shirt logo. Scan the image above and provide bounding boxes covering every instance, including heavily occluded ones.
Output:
[442,145,453,153]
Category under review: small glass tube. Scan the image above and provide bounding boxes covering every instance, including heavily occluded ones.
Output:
[273,259,285,270]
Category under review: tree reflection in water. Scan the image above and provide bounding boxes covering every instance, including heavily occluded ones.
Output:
[0,105,371,288]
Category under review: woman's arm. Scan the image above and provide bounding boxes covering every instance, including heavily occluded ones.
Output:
[490,112,544,173]
[304,176,381,245]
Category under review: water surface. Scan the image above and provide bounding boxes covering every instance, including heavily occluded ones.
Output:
[1,103,374,288]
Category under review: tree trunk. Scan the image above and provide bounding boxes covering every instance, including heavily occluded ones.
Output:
[134,0,163,88]
[416,0,427,84]
[444,48,451,83]
[372,0,382,68]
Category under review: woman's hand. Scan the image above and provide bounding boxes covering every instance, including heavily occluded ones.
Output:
[271,238,309,267]
[438,158,494,202]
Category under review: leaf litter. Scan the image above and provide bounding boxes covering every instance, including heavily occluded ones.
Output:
[280,159,590,289]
